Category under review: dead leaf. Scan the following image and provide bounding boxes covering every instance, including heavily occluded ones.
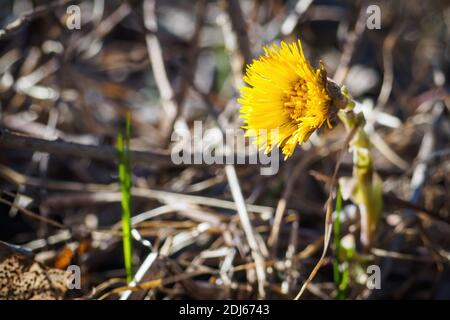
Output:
[0,241,70,300]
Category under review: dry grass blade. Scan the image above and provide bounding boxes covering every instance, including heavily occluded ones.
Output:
[294,125,359,300]
[0,196,66,230]
[99,269,217,300]
[225,165,267,298]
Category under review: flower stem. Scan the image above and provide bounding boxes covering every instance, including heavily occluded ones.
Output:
[337,99,383,250]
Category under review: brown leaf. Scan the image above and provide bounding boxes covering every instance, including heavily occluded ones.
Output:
[0,241,70,300]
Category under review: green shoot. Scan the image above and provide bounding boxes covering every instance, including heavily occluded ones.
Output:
[117,112,133,283]
[333,187,348,299]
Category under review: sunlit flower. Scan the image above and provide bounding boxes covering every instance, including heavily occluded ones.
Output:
[239,40,332,159]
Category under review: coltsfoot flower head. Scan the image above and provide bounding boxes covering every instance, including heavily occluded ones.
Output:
[239,39,333,159]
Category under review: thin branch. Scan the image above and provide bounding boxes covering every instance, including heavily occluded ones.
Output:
[0,128,171,167]
[333,4,367,85]
[222,0,253,65]
[0,197,66,230]
[143,0,178,128]
[375,27,402,109]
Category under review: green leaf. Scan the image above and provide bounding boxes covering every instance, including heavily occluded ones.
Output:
[333,187,348,299]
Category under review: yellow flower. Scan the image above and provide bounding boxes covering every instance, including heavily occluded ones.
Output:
[239,40,332,159]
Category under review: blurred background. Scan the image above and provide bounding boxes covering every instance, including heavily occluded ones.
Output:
[0,0,449,300]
